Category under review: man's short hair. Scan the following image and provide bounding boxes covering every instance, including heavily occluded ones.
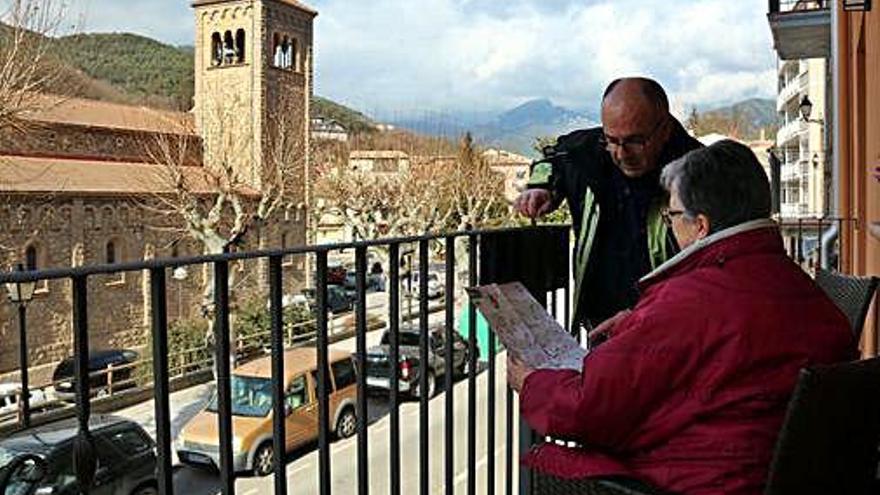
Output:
[602,77,669,112]
[661,139,771,234]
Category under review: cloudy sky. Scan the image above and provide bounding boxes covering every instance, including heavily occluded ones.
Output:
[70,0,778,119]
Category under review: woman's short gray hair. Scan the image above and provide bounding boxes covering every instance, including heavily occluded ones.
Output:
[660,139,771,233]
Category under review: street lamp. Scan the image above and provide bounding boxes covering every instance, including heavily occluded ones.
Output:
[172,266,188,320]
[799,95,823,124]
[5,263,36,427]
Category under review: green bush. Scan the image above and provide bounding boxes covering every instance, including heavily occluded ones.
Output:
[234,297,318,353]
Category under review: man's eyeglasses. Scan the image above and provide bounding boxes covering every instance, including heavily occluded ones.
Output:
[599,117,667,154]
[660,207,686,226]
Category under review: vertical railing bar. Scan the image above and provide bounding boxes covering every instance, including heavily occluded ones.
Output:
[388,243,402,495]
[268,256,287,495]
[817,218,824,270]
[316,251,332,495]
[355,247,370,495]
[550,288,557,320]
[487,305,497,495]
[214,260,235,495]
[150,268,173,495]
[444,236,455,495]
[563,276,571,338]
[467,233,478,495]
[505,386,514,495]
[797,218,804,264]
[418,239,430,495]
[72,275,95,495]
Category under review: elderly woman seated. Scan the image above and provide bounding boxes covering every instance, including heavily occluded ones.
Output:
[508,139,856,495]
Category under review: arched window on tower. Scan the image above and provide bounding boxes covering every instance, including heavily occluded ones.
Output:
[283,36,291,68]
[273,32,282,67]
[211,32,223,66]
[223,30,235,65]
[291,38,298,71]
[235,29,246,63]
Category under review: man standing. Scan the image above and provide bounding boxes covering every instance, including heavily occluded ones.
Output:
[514,77,702,328]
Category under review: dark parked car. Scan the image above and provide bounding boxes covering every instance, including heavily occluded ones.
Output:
[343,270,386,293]
[302,286,357,314]
[52,349,140,402]
[365,326,477,399]
[0,415,158,495]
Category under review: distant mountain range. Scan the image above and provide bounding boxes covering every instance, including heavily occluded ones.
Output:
[393,99,598,157]
[393,97,777,157]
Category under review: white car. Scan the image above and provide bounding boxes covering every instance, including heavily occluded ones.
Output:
[403,271,445,299]
[0,383,48,420]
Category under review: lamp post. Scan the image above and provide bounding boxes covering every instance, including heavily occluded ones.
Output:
[172,266,188,320]
[5,263,36,428]
[799,95,824,124]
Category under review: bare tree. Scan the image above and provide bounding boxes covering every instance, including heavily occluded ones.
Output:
[0,0,75,263]
[0,0,72,134]
[143,85,308,365]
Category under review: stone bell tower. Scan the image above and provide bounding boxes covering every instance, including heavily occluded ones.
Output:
[192,0,315,203]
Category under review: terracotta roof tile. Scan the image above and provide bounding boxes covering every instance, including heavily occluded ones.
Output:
[0,155,226,195]
[20,94,195,135]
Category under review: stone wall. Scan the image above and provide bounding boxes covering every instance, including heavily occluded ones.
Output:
[0,123,202,165]
[0,195,308,385]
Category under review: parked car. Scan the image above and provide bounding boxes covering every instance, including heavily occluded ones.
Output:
[301,286,356,314]
[343,270,386,293]
[402,271,444,299]
[365,326,476,399]
[176,347,358,476]
[0,414,158,495]
[52,349,140,402]
[0,383,49,420]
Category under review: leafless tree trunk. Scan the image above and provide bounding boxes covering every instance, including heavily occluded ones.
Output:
[142,85,308,366]
[0,0,76,263]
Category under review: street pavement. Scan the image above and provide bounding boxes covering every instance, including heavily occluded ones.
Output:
[114,291,520,495]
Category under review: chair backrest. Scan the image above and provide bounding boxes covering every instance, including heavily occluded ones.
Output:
[814,268,879,339]
[764,357,880,495]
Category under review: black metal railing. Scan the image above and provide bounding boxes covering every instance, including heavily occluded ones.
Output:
[0,225,570,495]
[777,216,855,271]
[769,0,828,14]
[2,217,865,495]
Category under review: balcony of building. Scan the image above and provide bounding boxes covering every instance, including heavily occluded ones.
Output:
[777,115,809,145]
[767,0,831,60]
[0,221,877,495]
[776,68,809,112]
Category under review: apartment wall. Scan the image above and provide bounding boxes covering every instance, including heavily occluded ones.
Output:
[837,5,880,355]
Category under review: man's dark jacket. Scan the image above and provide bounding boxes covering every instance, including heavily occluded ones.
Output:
[528,118,702,326]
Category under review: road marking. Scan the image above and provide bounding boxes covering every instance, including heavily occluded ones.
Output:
[242,489,259,495]
[452,445,506,486]
[288,462,312,478]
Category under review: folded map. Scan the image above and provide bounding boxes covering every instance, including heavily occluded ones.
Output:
[466,282,587,372]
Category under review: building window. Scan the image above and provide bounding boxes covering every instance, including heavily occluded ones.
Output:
[24,244,49,293]
[235,29,246,63]
[211,32,222,66]
[223,31,235,64]
[106,240,117,264]
[105,239,126,285]
[25,245,37,270]
[272,33,296,70]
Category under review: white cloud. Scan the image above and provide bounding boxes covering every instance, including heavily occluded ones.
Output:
[66,0,778,117]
